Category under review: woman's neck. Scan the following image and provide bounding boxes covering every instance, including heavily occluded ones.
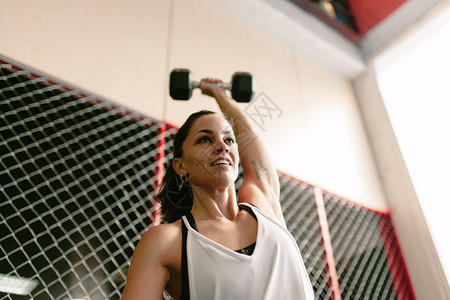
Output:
[190,185,238,221]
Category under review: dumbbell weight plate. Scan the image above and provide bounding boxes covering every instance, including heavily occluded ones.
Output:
[170,69,193,100]
[231,72,254,103]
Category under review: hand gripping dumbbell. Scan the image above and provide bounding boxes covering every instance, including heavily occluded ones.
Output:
[169,68,255,102]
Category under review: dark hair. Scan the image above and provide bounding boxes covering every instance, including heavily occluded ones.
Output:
[156,110,217,223]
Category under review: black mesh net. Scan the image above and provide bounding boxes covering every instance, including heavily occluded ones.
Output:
[0,60,162,299]
[0,56,414,299]
[323,191,414,299]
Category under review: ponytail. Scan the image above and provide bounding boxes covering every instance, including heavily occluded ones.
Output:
[156,110,216,222]
[156,163,193,223]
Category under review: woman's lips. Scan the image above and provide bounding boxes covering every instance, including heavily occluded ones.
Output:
[210,157,232,166]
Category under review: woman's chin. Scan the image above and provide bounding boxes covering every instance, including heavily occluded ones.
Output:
[200,176,236,190]
[190,167,238,190]
[211,177,235,189]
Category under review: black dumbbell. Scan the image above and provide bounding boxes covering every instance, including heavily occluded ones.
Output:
[169,68,254,102]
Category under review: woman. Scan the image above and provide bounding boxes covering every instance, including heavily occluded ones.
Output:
[121,78,314,299]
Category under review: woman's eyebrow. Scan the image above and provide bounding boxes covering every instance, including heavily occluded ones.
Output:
[194,129,233,136]
[194,129,213,136]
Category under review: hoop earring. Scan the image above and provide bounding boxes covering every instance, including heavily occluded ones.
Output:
[178,174,186,191]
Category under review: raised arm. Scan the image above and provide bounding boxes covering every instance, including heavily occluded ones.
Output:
[199,78,285,226]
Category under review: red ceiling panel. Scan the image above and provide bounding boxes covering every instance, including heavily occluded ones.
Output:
[346,0,409,35]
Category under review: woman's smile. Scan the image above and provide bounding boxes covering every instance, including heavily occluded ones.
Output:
[209,156,233,167]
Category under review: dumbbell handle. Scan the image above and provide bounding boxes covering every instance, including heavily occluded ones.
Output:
[191,81,232,90]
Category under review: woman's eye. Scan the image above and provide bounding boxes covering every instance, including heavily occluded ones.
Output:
[197,136,212,143]
[225,137,235,144]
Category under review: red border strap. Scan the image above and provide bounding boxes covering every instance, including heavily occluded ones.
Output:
[314,187,342,300]
[378,216,416,300]
[151,122,167,226]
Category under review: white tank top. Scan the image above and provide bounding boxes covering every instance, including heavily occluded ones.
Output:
[181,203,315,299]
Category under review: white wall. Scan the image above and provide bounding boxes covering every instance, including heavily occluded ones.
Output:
[0,0,386,211]
[0,0,170,119]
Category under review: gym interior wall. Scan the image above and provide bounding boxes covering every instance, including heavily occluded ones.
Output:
[0,0,387,213]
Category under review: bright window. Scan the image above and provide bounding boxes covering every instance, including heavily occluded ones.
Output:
[373,5,450,285]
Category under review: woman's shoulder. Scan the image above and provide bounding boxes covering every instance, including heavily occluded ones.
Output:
[140,220,182,248]
[131,222,179,263]
[132,220,183,273]
[121,221,183,298]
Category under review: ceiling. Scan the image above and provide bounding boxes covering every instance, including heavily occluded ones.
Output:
[215,0,449,79]
[289,0,409,43]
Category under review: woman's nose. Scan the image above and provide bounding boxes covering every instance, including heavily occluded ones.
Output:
[215,141,230,153]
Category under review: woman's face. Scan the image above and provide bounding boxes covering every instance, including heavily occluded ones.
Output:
[174,114,239,190]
